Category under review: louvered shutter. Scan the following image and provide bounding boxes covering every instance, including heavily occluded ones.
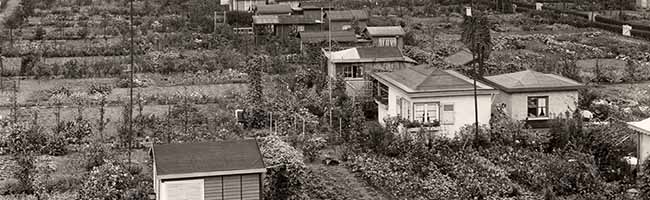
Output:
[441,104,455,125]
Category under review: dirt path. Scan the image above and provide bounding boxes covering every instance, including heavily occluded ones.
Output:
[0,0,21,29]
[307,163,393,200]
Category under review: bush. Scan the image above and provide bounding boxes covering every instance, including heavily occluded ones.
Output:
[41,133,68,156]
[258,135,308,200]
[302,136,326,162]
[77,161,135,200]
[54,120,92,145]
[80,143,114,171]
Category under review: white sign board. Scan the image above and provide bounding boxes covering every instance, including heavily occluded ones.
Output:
[465,7,472,16]
[220,0,229,5]
[622,25,632,36]
[535,3,543,10]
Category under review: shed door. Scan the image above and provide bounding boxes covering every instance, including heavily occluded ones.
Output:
[161,179,204,200]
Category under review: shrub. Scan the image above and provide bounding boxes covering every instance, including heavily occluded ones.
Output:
[77,161,135,200]
[258,135,308,200]
[79,143,115,171]
[41,132,68,156]
[45,174,82,193]
[54,119,93,145]
[302,136,326,162]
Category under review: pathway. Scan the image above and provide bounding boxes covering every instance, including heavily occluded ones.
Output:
[307,162,393,200]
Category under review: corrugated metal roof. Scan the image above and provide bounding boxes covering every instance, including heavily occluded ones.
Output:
[299,1,334,9]
[254,4,293,15]
[299,31,357,43]
[253,15,320,24]
[443,48,474,66]
[365,26,406,37]
[484,70,583,93]
[278,15,321,24]
[356,47,402,59]
[253,15,280,24]
[373,64,493,92]
[153,139,265,175]
[629,118,650,135]
[325,47,416,64]
[325,10,368,21]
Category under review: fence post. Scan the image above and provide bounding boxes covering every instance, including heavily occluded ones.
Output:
[302,118,305,136]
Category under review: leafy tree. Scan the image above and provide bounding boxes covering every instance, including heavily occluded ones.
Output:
[34,26,46,40]
[244,55,270,129]
[5,124,41,194]
[461,12,493,77]
[77,26,90,40]
[89,84,113,141]
[63,59,82,78]
[78,161,136,200]
[70,92,90,120]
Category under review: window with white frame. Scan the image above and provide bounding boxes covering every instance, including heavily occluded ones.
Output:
[343,65,364,78]
[414,103,439,123]
[342,25,352,30]
[378,37,397,47]
[527,96,548,118]
[296,25,305,32]
[397,97,410,120]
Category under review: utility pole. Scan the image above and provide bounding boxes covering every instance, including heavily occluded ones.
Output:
[328,0,333,128]
[128,0,135,165]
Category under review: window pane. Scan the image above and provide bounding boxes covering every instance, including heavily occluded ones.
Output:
[527,97,537,108]
[344,66,352,77]
[426,104,438,122]
[443,104,454,111]
[537,98,546,108]
[414,104,424,122]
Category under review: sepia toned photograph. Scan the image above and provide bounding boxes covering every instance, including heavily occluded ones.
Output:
[0,0,649,199]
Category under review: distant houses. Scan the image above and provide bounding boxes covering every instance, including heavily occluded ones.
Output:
[323,10,369,31]
[483,70,583,128]
[370,64,496,137]
[299,1,334,19]
[253,15,322,37]
[152,140,265,200]
[363,26,406,49]
[324,47,417,97]
[298,31,370,51]
[253,4,293,15]
[228,0,267,11]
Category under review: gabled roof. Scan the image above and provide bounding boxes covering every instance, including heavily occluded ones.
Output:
[372,64,493,93]
[299,1,334,9]
[325,10,368,21]
[443,48,474,66]
[254,4,293,15]
[299,31,357,43]
[483,70,583,93]
[629,118,650,135]
[253,15,322,25]
[364,26,406,37]
[325,47,417,64]
[152,139,265,176]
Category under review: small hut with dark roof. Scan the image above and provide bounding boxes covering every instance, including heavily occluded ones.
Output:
[151,139,265,200]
